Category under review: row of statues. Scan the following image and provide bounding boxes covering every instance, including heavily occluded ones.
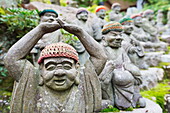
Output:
[4,2,169,112]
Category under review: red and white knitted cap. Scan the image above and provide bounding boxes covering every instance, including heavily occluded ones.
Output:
[38,42,79,64]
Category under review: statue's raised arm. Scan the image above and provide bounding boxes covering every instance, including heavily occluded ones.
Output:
[4,21,61,81]
[58,19,107,74]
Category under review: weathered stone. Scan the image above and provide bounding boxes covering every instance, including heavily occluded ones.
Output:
[0,0,17,8]
[4,19,107,112]
[140,68,164,90]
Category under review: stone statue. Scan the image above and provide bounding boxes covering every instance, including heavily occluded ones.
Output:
[4,19,107,112]
[30,9,63,67]
[109,3,123,22]
[72,8,93,37]
[141,9,159,42]
[92,6,107,43]
[72,8,94,65]
[131,14,167,52]
[167,9,170,24]
[156,10,164,28]
[119,17,148,69]
[99,21,146,109]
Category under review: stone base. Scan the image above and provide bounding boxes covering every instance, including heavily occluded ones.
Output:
[100,98,162,113]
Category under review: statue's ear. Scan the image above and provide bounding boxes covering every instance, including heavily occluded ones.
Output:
[102,35,108,47]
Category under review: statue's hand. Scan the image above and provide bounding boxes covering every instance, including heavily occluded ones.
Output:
[99,60,115,85]
[57,19,82,35]
[39,21,61,34]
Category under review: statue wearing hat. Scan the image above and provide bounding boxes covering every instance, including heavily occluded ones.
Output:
[4,18,107,112]
[119,17,148,69]
[30,9,63,67]
[109,3,123,22]
[99,21,146,109]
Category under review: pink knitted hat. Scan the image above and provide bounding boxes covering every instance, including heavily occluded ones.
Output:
[38,42,79,64]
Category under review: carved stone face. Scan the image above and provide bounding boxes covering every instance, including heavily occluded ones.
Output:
[76,11,88,22]
[105,31,123,48]
[134,17,143,27]
[40,12,58,23]
[41,57,78,91]
[96,9,106,19]
[113,6,121,13]
[123,22,134,34]
[73,40,85,53]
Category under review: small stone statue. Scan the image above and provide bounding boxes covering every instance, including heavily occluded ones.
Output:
[72,8,94,65]
[167,9,170,24]
[109,3,123,22]
[30,9,63,67]
[4,19,107,113]
[99,21,146,109]
[119,17,148,69]
[131,14,167,52]
[141,9,159,42]
[92,6,107,43]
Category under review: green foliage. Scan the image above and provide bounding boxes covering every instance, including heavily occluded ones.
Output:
[140,80,170,112]
[124,107,133,111]
[101,105,120,112]
[143,0,170,24]
[74,0,107,7]
[60,29,78,45]
[60,0,67,6]
[0,7,39,39]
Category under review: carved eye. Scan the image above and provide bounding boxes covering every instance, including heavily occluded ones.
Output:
[63,64,72,70]
[46,64,56,71]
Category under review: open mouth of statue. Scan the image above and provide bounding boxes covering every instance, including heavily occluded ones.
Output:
[54,79,66,86]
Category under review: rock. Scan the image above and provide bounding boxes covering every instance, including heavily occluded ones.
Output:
[140,68,164,90]
[144,52,164,67]
[0,0,17,8]
[161,54,170,62]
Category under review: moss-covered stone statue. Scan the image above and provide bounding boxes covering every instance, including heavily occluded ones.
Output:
[119,17,148,69]
[99,21,146,110]
[109,3,123,22]
[4,18,107,112]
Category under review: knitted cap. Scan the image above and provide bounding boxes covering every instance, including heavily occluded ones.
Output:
[76,8,88,16]
[119,18,133,25]
[38,42,79,64]
[143,9,154,16]
[95,6,106,13]
[102,21,123,34]
[111,3,120,9]
[39,9,58,17]
[131,14,142,19]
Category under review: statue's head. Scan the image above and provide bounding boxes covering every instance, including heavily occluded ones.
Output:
[95,6,107,19]
[72,40,85,53]
[143,9,154,19]
[111,3,121,13]
[102,21,123,48]
[39,9,58,23]
[38,42,80,91]
[120,17,134,34]
[76,8,88,22]
[131,14,143,27]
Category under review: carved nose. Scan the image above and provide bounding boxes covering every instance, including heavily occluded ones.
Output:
[54,69,66,77]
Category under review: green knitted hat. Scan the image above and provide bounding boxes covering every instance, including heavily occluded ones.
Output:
[102,21,123,34]
[119,18,133,25]
[39,9,58,17]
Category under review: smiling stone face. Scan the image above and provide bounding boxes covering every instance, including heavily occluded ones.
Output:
[41,57,77,91]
